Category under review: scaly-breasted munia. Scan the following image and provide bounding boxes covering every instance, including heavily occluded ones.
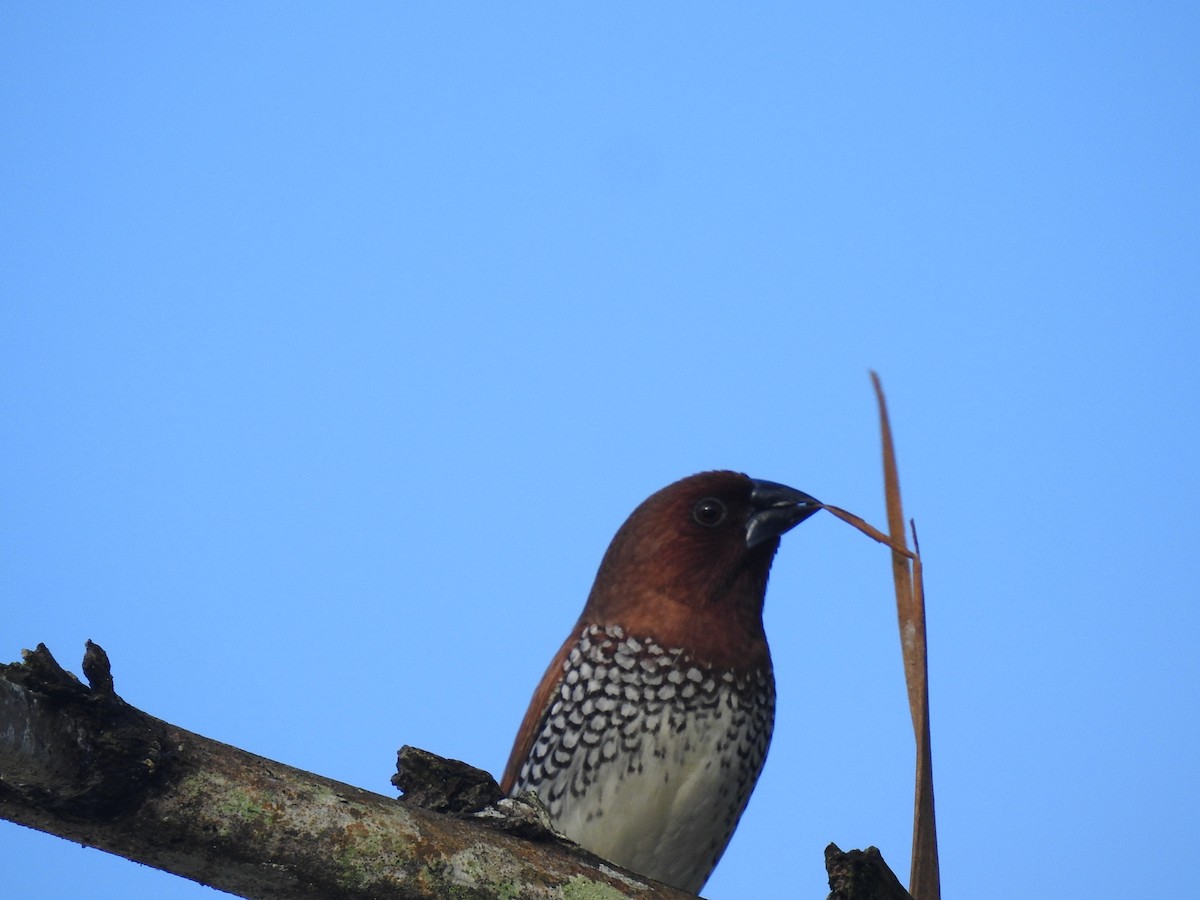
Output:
[501,470,820,893]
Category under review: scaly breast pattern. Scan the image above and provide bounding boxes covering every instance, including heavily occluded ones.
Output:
[511,623,775,894]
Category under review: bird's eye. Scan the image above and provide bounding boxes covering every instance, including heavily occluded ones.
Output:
[692,497,727,528]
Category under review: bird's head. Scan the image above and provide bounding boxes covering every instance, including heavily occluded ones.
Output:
[580,470,821,669]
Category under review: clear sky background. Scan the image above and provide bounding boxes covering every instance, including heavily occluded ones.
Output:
[3,5,1197,898]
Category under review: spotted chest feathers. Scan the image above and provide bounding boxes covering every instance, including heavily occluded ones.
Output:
[511,623,775,893]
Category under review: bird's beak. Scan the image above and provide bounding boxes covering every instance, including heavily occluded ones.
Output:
[745,479,822,548]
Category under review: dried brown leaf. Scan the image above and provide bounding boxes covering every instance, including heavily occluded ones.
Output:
[821,374,940,900]
[869,371,939,900]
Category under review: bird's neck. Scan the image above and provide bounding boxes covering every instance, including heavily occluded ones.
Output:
[579,591,770,672]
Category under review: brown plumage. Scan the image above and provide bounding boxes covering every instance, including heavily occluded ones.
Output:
[502,470,820,893]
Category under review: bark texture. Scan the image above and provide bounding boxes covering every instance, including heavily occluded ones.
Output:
[825,843,913,900]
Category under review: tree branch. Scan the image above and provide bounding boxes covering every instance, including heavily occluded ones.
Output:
[0,642,693,899]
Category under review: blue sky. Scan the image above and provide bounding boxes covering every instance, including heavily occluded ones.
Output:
[3,4,1197,898]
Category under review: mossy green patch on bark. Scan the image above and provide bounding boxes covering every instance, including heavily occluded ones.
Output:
[562,874,637,900]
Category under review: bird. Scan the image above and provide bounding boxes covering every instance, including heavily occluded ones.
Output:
[501,470,821,894]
